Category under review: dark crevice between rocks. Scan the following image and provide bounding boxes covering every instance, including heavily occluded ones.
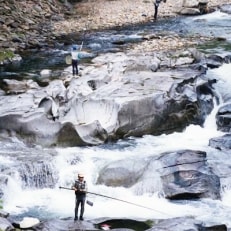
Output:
[166,192,204,200]
[95,219,152,231]
[162,160,206,169]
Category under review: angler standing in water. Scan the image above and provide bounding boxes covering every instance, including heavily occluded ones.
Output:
[153,0,166,20]
[72,173,88,221]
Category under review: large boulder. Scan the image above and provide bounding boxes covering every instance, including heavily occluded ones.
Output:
[0,49,223,147]
[158,149,221,200]
[209,134,231,151]
[179,0,209,15]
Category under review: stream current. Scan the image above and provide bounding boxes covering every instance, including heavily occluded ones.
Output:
[1,10,231,227]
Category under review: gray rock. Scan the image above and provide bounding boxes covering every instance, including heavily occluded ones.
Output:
[209,134,231,151]
[158,149,221,200]
[180,8,201,15]
[216,104,231,132]
[146,217,227,231]
[0,217,15,231]
[0,210,9,218]
[220,4,231,14]
[0,49,222,147]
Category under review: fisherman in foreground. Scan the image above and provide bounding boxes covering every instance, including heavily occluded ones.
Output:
[72,173,88,221]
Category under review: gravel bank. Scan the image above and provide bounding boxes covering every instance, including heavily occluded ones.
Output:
[53,0,230,34]
[53,0,230,52]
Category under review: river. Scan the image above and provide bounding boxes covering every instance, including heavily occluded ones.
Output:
[1,9,231,228]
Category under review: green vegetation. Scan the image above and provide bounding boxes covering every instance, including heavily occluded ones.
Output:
[197,39,231,54]
[145,219,154,226]
[0,199,2,209]
[0,49,14,63]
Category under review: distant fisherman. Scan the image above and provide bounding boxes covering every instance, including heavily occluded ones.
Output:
[72,173,88,221]
[71,45,80,76]
[153,0,166,20]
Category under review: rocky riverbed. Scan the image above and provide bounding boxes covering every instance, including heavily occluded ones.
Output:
[0,0,231,56]
[1,1,231,231]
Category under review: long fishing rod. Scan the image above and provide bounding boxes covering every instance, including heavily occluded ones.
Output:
[59,186,93,206]
[59,186,169,215]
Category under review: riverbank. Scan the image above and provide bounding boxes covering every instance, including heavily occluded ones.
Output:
[53,0,231,34]
[0,0,230,57]
[52,0,231,53]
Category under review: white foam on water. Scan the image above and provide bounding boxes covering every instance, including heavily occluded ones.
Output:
[193,11,231,21]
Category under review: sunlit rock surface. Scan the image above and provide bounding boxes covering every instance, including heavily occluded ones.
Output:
[0,49,227,147]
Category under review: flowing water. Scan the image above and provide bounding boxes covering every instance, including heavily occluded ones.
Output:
[1,9,231,227]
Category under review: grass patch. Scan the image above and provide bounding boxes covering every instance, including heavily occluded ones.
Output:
[0,49,14,63]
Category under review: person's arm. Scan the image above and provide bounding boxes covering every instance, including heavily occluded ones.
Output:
[72,181,78,191]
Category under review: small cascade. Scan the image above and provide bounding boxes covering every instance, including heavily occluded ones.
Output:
[0,137,59,190]
[18,161,58,189]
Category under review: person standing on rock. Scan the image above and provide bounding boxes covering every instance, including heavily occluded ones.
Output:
[153,0,166,20]
[72,173,88,221]
[71,45,80,76]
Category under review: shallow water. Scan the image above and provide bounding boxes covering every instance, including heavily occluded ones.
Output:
[1,11,231,78]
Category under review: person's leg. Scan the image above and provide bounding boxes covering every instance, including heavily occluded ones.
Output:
[72,60,75,76]
[79,198,85,220]
[154,3,158,20]
[76,60,79,75]
[75,199,80,220]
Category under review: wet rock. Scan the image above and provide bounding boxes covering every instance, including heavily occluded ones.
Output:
[147,217,227,231]
[206,54,224,69]
[0,49,219,147]
[0,210,9,218]
[148,217,199,231]
[158,149,221,200]
[209,134,231,151]
[33,217,99,231]
[0,217,15,231]
[97,158,146,187]
[216,104,231,132]
[219,4,231,14]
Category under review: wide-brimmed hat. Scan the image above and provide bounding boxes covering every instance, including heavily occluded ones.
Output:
[78,173,84,178]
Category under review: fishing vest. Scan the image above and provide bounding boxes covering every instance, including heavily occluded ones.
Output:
[74,180,87,196]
